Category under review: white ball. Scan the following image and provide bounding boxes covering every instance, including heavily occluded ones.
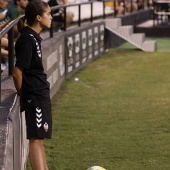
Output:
[74,77,79,81]
[87,166,106,170]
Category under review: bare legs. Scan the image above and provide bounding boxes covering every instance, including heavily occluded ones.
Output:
[29,139,48,170]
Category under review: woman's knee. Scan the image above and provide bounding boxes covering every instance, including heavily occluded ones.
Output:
[29,139,44,147]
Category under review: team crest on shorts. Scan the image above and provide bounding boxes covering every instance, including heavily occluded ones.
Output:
[44,122,48,132]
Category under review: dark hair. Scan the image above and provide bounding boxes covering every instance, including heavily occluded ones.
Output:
[14,0,21,5]
[14,0,18,5]
[17,0,49,32]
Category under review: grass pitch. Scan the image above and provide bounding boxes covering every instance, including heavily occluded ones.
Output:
[27,38,170,170]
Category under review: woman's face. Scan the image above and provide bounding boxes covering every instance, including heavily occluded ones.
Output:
[0,0,8,10]
[18,0,29,10]
[39,6,52,29]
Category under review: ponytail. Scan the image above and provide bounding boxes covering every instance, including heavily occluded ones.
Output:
[17,16,26,33]
[17,0,49,32]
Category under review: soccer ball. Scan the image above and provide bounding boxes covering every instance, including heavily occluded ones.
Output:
[87,166,106,170]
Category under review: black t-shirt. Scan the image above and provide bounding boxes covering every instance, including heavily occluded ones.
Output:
[15,26,50,96]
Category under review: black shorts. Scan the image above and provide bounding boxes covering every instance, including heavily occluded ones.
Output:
[23,94,52,139]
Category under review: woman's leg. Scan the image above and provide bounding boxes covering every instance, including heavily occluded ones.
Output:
[29,139,48,170]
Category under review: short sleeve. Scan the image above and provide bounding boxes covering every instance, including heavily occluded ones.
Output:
[7,7,18,20]
[15,40,33,69]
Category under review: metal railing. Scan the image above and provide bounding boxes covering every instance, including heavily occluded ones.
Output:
[49,0,149,37]
[50,1,98,37]
[0,18,20,75]
[0,17,21,102]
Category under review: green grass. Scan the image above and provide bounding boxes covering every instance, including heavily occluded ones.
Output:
[27,38,170,170]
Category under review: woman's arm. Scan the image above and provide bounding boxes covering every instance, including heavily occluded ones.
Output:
[12,67,23,96]
[1,48,8,57]
[1,37,8,47]
[0,11,7,20]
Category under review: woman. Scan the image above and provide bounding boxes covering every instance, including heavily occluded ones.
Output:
[48,0,74,28]
[12,0,52,169]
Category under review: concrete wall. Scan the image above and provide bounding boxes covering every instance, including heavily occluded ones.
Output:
[4,96,28,170]
[105,9,153,49]
[121,9,153,26]
[64,22,105,77]
[42,33,65,98]
[135,26,170,37]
